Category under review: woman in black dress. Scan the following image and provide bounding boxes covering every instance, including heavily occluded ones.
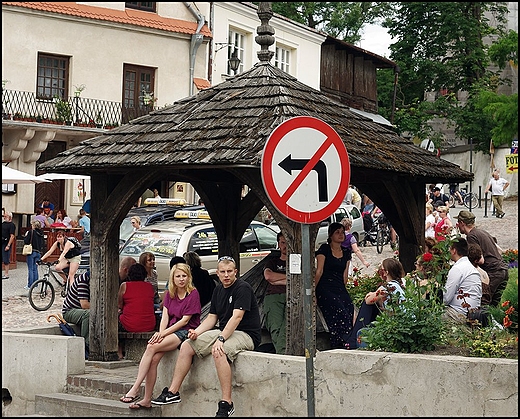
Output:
[314,222,354,349]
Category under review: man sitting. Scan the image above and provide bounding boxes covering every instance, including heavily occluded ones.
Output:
[62,269,91,358]
[442,238,482,324]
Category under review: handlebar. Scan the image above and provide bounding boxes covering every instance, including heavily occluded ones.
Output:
[36,260,59,267]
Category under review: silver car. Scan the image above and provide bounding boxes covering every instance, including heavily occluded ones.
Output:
[119,214,279,289]
[315,204,365,249]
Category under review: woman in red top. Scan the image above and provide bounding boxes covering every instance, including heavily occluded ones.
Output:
[118,263,156,333]
[434,206,453,242]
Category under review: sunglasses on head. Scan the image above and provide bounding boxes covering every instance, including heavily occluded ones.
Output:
[218,256,235,263]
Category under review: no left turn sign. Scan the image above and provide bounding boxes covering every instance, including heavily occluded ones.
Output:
[261,116,350,224]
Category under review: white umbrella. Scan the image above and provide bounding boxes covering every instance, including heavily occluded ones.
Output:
[2,165,51,184]
[37,173,91,180]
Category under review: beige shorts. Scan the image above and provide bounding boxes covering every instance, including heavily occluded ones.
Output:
[67,255,82,264]
[187,329,254,362]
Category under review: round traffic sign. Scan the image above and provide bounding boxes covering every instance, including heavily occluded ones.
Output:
[261,116,350,224]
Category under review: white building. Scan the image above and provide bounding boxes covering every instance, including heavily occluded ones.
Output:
[2,2,325,227]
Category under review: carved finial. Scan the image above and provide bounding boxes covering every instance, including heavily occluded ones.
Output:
[256,2,275,62]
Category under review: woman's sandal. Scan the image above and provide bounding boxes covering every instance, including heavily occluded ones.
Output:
[129,402,152,409]
[120,394,140,403]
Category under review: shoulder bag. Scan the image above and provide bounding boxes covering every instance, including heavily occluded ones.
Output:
[22,230,33,255]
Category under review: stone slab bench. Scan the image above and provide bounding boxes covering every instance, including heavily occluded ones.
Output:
[118,331,155,361]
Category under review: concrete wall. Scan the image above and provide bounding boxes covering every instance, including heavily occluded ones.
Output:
[441,145,518,198]
[2,327,517,417]
[2,326,85,417]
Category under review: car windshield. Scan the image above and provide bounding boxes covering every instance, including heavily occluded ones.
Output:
[120,231,181,259]
[120,217,138,243]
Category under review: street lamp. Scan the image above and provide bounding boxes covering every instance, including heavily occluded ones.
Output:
[228,49,241,74]
[215,42,241,75]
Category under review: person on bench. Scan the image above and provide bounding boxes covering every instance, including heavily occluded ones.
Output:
[119,262,201,409]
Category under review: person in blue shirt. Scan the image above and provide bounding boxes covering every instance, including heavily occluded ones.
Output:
[78,209,90,236]
[40,198,55,220]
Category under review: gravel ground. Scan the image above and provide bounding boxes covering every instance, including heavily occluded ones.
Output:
[3,198,517,331]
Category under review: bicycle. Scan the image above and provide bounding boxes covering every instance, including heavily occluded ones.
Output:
[374,214,392,254]
[448,187,478,209]
[28,260,71,311]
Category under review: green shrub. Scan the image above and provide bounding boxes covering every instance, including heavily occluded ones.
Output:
[487,268,518,331]
[360,275,446,352]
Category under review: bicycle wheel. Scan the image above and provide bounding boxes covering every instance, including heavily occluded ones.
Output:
[448,194,455,208]
[28,279,55,311]
[376,229,385,254]
[464,193,478,209]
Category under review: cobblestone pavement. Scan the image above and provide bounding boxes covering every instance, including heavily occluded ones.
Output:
[3,198,517,331]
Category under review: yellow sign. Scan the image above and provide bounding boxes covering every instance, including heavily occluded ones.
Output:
[174,209,211,220]
[144,198,186,206]
[505,154,518,174]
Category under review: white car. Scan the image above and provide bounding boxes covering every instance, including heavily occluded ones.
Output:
[119,210,279,289]
[315,204,365,250]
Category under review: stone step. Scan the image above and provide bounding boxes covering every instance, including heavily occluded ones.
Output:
[67,360,143,400]
[34,393,161,417]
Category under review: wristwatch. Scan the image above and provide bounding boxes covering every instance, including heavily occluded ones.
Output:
[217,335,226,343]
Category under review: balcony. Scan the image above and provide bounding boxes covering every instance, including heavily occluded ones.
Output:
[1,89,156,129]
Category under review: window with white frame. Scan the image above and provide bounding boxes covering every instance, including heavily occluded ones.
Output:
[227,30,245,75]
[275,46,291,73]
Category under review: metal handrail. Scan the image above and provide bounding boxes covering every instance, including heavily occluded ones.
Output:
[1,89,157,128]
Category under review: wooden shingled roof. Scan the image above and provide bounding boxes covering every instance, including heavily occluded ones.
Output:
[41,61,471,183]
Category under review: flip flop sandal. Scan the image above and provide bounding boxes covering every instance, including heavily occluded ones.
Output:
[129,402,152,409]
[120,395,140,403]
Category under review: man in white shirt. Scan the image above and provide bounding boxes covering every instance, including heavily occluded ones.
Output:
[442,238,482,324]
[484,169,509,218]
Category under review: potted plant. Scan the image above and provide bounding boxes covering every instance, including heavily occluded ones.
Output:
[73,84,86,97]
[55,96,72,124]
[95,112,103,128]
[140,91,157,107]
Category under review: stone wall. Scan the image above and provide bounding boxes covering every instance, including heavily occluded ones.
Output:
[441,144,518,198]
[3,327,518,417]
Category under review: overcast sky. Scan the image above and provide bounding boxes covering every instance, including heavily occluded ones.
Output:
[358,23,392,58]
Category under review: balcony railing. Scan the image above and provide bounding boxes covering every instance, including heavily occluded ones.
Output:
[1,89,156,129]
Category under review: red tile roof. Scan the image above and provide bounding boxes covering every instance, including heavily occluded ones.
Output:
[2,2,212,37]
[193,77,211,90]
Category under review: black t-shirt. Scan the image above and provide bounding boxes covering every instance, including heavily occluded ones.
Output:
[432,193,450,208]
[2,221,16,244]
[264,256,286,295]
[210,279,261,348]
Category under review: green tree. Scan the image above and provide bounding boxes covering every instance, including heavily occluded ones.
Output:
[381,2,514,150]
[270,2,516,150]
[267,2,392,43]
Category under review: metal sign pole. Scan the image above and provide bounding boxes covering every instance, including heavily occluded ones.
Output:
[302,223,315,417]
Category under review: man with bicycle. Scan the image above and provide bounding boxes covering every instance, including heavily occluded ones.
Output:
[449,183,464,206]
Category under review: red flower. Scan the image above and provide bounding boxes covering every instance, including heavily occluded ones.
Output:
[502,300,510,308]
[503,315,512,328]
[505,306,515,315]
[353,280,359,287]
[353,267,359,273]
[423,252,433,262]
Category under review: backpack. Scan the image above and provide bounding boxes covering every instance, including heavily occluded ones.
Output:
[66,236,82,257]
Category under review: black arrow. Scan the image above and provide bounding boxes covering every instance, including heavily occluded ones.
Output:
[279,154,328,202]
